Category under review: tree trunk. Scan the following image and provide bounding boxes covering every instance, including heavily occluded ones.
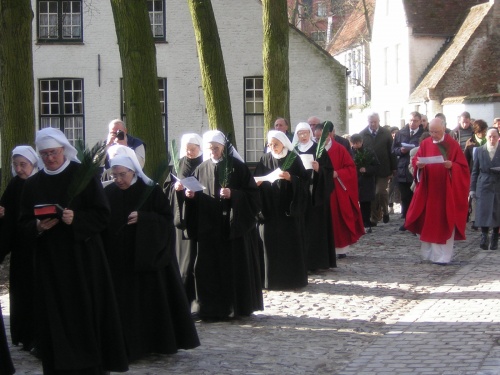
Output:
[109,0,165,178]
[263,0,290,135]
[0,0,35,194]
[187,0,236,146]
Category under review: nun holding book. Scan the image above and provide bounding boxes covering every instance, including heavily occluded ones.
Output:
[18,127,129,375]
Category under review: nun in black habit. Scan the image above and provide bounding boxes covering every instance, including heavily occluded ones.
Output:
[184,130,263,321]
[292,122,335,271]
[19,128,128,375]
[163,133,203,304]
[103,150,200,362]
[0,146,39,352]
[254,130,309,290]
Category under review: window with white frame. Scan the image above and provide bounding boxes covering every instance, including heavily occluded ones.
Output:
[147,0,166,41]
[39,78,84,144]
[121,78,168,140]
[244,77,264,163]
[37,0,82,42]
[317,2,327,17]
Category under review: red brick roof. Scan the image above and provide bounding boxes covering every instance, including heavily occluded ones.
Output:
[404,0,489,36]
[328,0,375,55]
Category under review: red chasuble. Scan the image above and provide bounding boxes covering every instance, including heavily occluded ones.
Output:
[405,134,470,243]
[328,140,365,248]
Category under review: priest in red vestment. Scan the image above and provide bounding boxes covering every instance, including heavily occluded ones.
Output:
[405,118,470,264]
[326,122,365,258]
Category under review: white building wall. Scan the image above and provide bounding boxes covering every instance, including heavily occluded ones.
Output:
[31,0,346,158]
[371,0,410,127]
[443,103,500,128]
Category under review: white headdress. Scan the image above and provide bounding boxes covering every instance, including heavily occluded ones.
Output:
[11,145,39,177]
[109,153,152,186]
[202,130,244,162]
[35,128,80,171]
[179,133,203,158]
[292,122,314,152]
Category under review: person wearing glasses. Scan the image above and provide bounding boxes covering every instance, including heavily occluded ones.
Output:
[0,146,38,354]
[103,150,199,361]
[254,130,309,290]
[18,127,128,374]
[184,130,263,321]
[163,133,203,305]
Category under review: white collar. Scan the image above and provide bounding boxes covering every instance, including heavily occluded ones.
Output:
[44,158,70,175]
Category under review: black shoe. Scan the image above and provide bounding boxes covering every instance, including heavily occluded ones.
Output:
[365,227,372,234]
[337,254,347,259]
[399,225,406,231]
[490,233,499,250]
[370,221,378,227]
[480,233,489,250]
[383,214,389,223]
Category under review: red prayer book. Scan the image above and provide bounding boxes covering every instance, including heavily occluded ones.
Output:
[34,204,64,220]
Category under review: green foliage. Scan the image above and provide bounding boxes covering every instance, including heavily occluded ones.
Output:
[67,140,107,207]
[315,121,330,159]
[280,146,299,171]
[353,147,373,169]
[170,139,180,175]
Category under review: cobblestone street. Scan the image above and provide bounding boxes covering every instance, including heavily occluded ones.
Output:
[3,209,500,375]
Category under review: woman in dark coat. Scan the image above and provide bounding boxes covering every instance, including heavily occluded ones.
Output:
[19,128,129,375]
[254,130,309,290]
[0,146,38,352]
[163,133,203,304]
[350,134,380,232]
[292,122,335,271]
[470,127,500,250]
[104,150,200,361]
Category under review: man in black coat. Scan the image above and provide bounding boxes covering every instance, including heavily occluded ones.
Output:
[359,113,397,226]
[392,111,424,230]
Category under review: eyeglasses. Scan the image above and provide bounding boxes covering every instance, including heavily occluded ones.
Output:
[111,171,133,180]
[40,149,62,159]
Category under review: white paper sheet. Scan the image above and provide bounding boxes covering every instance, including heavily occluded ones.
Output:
[299,154,314,170]
[254,168,283,184]
[172,174,206,192]
[401,143,416,149]
[417,155,445,164]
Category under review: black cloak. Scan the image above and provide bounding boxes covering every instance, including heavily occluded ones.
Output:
[0,175,36,350]
[297,143,336,270]
[19,161,129,374]
[185,157,263,320]
[254,152,310,290]
[163,155,203,303]
[0,302,14,375]
[103,180,200,362]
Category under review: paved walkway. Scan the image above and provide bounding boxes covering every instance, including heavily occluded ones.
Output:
[2,209,500,375]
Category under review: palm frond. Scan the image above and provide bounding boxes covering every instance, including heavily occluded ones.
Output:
[280,144,299,171]
[67,140,107,207]
[217,133,233,188]
[315,121,330,159]
[170,139,180,175]
[135,158,170,211]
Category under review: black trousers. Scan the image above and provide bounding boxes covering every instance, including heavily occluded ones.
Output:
[398,182,413,218]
